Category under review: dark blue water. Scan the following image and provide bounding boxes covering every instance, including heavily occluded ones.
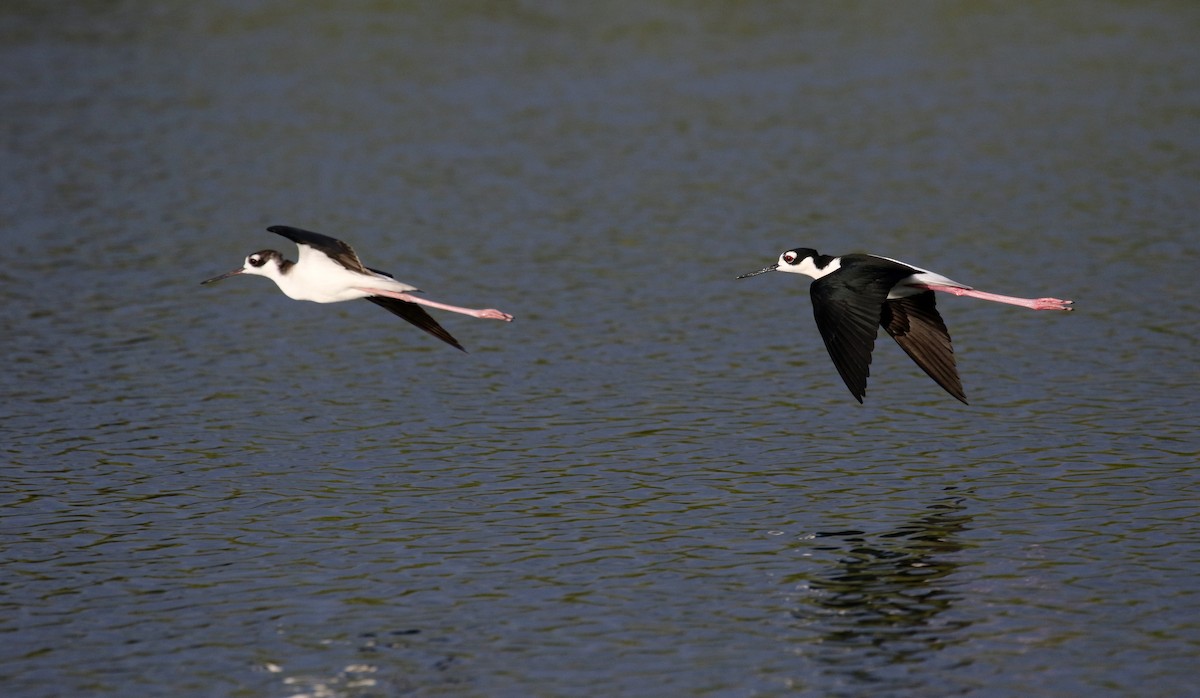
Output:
[2,2,1198,696]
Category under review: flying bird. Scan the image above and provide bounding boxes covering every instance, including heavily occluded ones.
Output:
[202,225,512,351]
[738,248,1073,403]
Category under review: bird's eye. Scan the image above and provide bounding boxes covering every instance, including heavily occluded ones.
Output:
[783,253,797,264]
[249,255,264,267]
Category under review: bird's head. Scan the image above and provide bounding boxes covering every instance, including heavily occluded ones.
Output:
[201,249,286,285]
[737,247,821,280]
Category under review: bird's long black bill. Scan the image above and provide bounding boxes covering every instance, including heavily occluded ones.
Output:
[737,266,777,279]
[201,268,243,285]
[365,296,467,352]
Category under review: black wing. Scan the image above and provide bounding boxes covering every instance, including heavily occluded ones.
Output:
[880,292,967,404]
[267,225,369,273]
[364,296,466,352]
[809,269,906,403]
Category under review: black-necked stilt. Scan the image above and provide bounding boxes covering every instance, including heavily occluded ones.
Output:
[738,248,1073,404]
[201,225,513,352]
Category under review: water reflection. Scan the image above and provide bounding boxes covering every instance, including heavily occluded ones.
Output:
[265,628,466,697]
[793,495,974,692]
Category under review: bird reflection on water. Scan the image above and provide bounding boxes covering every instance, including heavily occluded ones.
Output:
[790,496,975,692]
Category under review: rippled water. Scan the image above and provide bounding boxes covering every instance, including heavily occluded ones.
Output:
[2,2,1198,696]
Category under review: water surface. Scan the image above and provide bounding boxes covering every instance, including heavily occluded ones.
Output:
[2,2,1198,696]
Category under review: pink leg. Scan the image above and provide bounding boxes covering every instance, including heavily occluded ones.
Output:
[917,284,1073,311]
[358,288,513,321]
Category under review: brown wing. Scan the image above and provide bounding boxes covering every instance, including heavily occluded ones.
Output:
[808,257,926,403]
[365,296,466,352]
[809,274,897,403]
[267,225,369,273]
[880,292,967,404]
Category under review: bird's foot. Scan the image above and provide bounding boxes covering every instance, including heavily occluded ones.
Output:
[1034,298,1074,311]
[476,309,514,321]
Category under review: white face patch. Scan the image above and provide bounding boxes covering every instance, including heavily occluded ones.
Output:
[241,251,282,279]
[777,252,840,280]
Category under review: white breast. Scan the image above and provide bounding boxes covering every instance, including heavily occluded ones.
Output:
[279,254,417,303]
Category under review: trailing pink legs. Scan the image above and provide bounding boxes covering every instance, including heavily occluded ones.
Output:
[358,288,514,321]
[917,284,1073,311]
